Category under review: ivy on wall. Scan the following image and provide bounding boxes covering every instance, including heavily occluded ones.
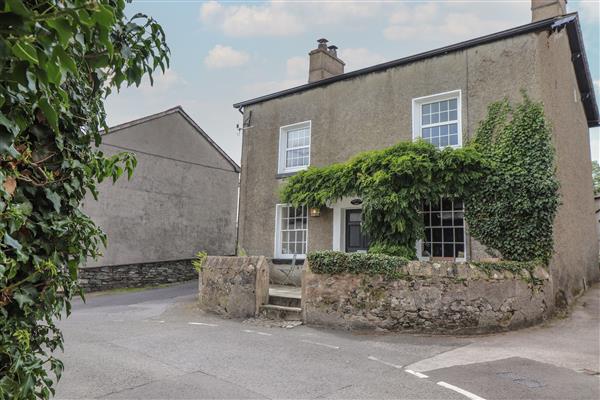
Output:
[465,94,560,263]
[280,141,489,258]
[281,94,559,264]
[0,1,169,398]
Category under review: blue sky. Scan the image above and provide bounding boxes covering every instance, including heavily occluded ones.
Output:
[105,0,600,163]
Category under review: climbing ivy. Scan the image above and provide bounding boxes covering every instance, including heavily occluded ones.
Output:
[464,94,560,263]
[0,1,169,398]
[280,141,489,258]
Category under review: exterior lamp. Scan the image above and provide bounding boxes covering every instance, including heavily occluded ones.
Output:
[309,207,321,217]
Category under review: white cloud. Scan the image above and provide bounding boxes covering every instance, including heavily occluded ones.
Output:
[338,48,387,71]
[200,1,303,37]
[577,0,600,22]
[384,1,528,42]
[199,0,383,37]
[204,45,250,69]
[286,56,308,78]
[137,69,186,95]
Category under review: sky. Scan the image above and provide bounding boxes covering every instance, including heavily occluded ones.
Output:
[104,0,600,163]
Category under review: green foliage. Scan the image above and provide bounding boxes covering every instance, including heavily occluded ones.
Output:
[592,160,600,195]
[0,1,169,398]
[464,94,560,263]
[281,141,489,258]
[308,251,408,279]
[192,251,207,273]
[471,261,543,285]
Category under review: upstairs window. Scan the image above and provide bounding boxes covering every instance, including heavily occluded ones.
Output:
[278,121,311,174]
[412,91,462,148]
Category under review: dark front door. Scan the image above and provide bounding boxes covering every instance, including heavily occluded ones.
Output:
[345,209,370,253]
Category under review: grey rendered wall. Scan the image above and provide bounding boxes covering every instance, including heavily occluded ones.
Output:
[84,112,238,267]
[238,33,542,260]
[535,29,600,304]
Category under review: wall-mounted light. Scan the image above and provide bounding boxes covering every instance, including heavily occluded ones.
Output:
[350,198,363,205]
[309,207,321,217]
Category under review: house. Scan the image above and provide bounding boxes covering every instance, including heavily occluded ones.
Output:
[81,107,240,291]
[233,0,599,304]
[596,195,600,247]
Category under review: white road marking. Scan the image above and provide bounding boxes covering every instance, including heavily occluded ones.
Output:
[367,356,403,369]
[405,369,429,378]
[242,329,272,336]
[301,340,340,349]
[188,322,218,327]
[437,381,486,400]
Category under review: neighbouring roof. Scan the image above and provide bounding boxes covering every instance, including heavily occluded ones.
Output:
[233,13,599,128]
[105,106,240,173]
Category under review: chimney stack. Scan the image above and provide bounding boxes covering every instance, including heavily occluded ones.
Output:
[308,38,345,83]
[531,0,567,22]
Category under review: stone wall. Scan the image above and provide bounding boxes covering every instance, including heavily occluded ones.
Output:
[79,259,197,292]
[199,256,269,318]
[302,261,553,334]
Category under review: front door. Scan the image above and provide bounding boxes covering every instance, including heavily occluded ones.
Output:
[345,209,369,253]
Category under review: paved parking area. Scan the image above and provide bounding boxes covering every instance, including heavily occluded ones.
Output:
[55,281,600,399]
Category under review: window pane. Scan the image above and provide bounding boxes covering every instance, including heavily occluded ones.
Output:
[421,197,465,259]
[423,104,431,114]
[449,134,458,146]
[449,110,457,121]
[422,115,430,125]
[431,102,439,113]
[440,111,448,123]
[449,99,457,110]
[431,113,439,124]
[440,136,448,147]
[432,126,439,137]
[278,205,308,257]
[422,127,430,138]
[440,100,448,112]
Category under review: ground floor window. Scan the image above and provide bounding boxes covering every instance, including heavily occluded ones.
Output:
[419,198,465,259]
[275,204,308,259]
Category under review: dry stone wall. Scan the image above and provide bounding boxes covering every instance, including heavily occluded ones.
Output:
[78,259,197,292]
[199,256,269,318]
[302,261,553,334]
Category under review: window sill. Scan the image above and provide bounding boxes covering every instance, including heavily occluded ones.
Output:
[271,258,306,265]
[275,171,299,179]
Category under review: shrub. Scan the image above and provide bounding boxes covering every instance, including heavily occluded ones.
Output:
[308,251,409,278]
[192,251,208,273]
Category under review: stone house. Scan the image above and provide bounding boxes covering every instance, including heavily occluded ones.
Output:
[233,1,599,304]
[81,106,240,291]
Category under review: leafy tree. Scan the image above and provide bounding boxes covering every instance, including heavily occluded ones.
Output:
[465,94,560,263]
[280,141,488,258]
[592,160,600,195]
[0,1,169,398]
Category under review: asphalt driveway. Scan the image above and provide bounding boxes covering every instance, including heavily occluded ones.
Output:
[54,281,600,399]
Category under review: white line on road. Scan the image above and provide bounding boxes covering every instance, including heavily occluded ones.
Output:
[301,340,340,349]
[188,322,218,327]
[437,381,486,400]
[242,329,272,336]
[405,369,429,378]
[367,356,403,369]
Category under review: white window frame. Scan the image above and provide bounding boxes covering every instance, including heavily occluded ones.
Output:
[274,204,308,259]
[278,121,311,174]
[412,90,462,148]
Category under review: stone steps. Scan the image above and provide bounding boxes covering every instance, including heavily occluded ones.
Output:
[259,304,302,320]
[260,285,302,321]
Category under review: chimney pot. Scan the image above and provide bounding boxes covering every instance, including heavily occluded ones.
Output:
[328,45,338,57]
[317,38,329,50]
